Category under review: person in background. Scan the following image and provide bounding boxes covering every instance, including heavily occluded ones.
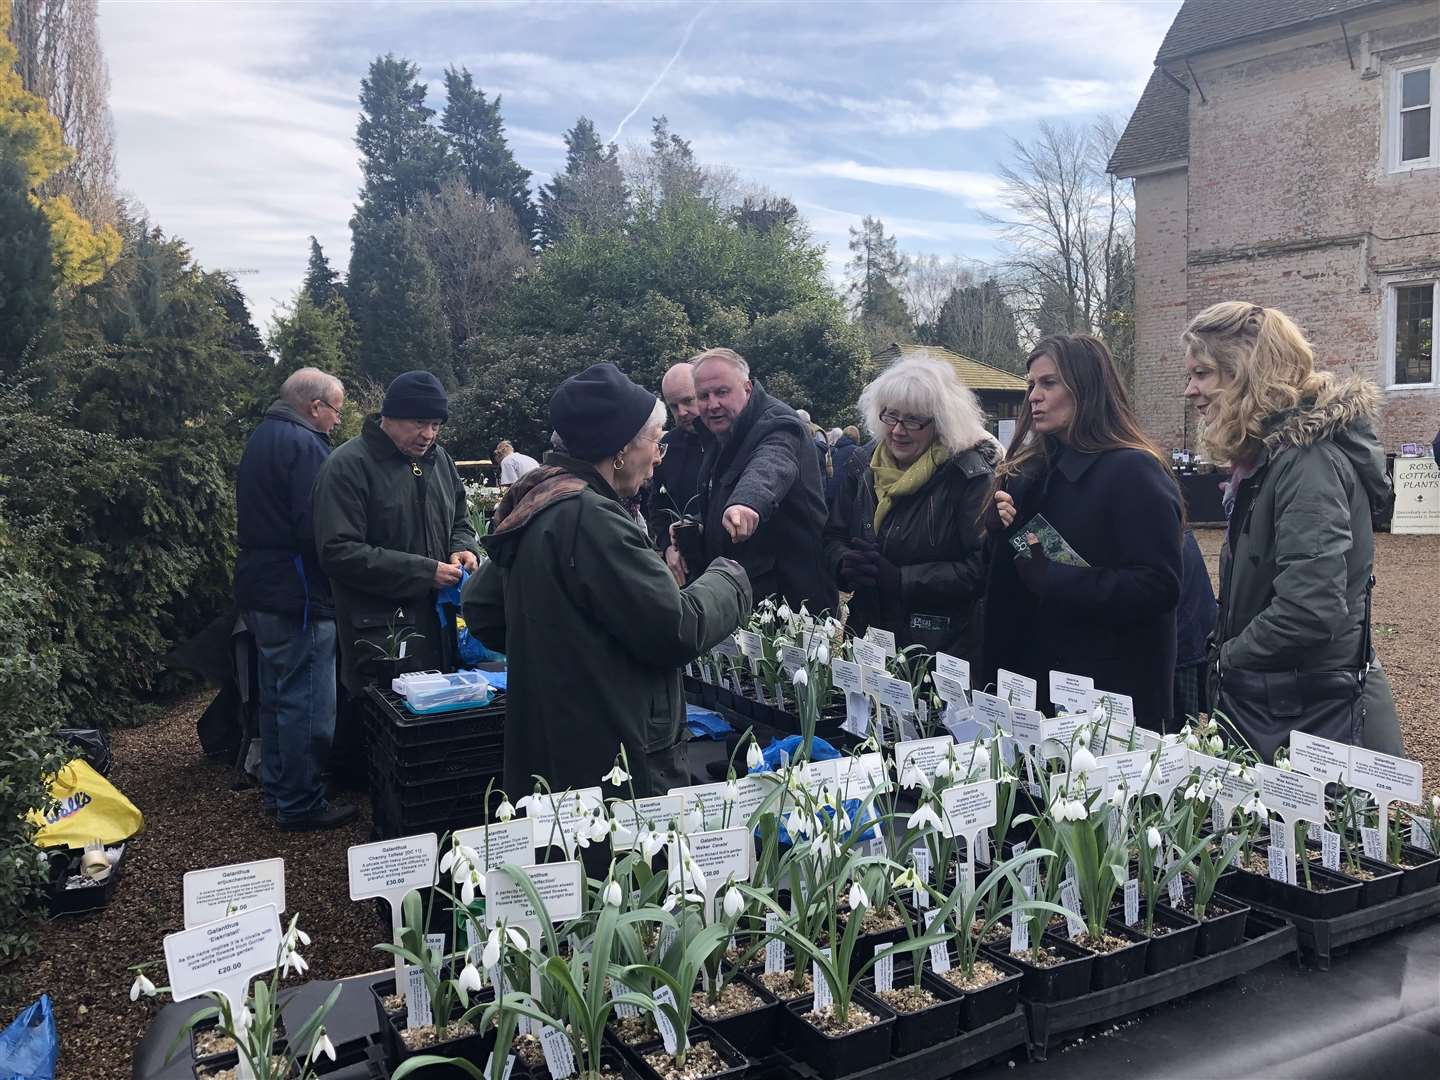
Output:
[494,440,540,489]
[1183,302,1400,756]
[651,362,708,547]
[463,362,751,795]
[235,367,355,831]
[313,371,479,697]
[824,356,997,663]
[983,335,1183,727]
[1174,529,1218,723]
[669,348,835,612]
[825,425,862,505]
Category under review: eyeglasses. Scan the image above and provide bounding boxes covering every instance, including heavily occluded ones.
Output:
[879,411,933,432]
[314,399,342,417]
[636,435,669,460]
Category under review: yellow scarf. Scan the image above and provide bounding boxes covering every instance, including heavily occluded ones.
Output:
[871,442,948,532]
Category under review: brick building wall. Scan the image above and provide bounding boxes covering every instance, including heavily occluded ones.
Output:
[1131,4,1440,451]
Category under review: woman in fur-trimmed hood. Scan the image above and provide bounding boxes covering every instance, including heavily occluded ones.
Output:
[1183,302,1401,759]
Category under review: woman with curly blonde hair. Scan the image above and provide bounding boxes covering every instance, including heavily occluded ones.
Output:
[1183,301,1401,758]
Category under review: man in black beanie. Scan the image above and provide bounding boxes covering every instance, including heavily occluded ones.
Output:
[312,371,479,768]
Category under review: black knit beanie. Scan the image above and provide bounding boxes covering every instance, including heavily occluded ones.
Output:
[550,363,659,460]
[381,371,449,421]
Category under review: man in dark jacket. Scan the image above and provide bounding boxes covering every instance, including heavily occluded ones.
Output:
[824,426,861,505]
[235,367,356,831]
[313,371,479,698]
[650,362,707,548]
[668,348,835,612]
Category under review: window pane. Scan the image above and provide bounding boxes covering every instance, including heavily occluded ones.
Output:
[1402,107,1431,161]
[1402,69,1431,109]
[1394,284,1434,385]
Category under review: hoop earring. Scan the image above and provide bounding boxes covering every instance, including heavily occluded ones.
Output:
[612,455,625,471]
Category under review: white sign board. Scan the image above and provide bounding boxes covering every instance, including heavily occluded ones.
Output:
[1392,457,1440,534]
[453,819,536,868]
[183,859,285,929]
[164,904,282,1013]
[488,861,585,925]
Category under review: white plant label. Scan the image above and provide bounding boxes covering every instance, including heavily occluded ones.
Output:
[874,946,894,993]
[971,690,1014,741]
[1361,826,1384,861]
[1167,869,1184,907]
[668,781,729,829]
[732,776,775,825]
[1413,820,1434,852]
[163,904,282,1006]
[1048,670,1094,715]
[1349,748,1424,833]
[183,858,286,929]
[777,644,804,676]
[764,913,785,973]
[1289,731,1351,784]
[940,780,998,838]
[933,671,969,707]
[712,636,741,662]
[853,638,888,671]
[488,862,584,924]
[830,658,863,695]
[864,626,897,657]
[812,953,833,1011]
[1267,844,1290,884]
[676,827,752,916]
[895,735,953,788]
[539,1025,578,1078]
[875,674,916,716]
[347,834,438,998]
[1038,713,1086,760]
[934,652,971,693]
[611,976,641,1019]
[482,1054,516,1080]
[1060,878,1085,939]
[842,690,872,739]
[522,788,603,854]
[1088,690,1135,744]
[405,962,433,1030]
[1321,828,1341,870]
[453,819,536,869]
[652,985,680,1053]
[1307,820,1322,845]
[1123,878,1140,927]
[912,846,932,909]
[737,629,763,659]
[1010,915,1029,955]
[923,909,951,973]
[1258,765,1325,824]
[608,797,684,851]
[1095,750,1148,803]
[996,669,1038,711]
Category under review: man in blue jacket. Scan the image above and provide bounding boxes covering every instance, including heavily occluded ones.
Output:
[235,367,357,831]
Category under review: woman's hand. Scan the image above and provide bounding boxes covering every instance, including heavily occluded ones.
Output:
[994,490,1016,527]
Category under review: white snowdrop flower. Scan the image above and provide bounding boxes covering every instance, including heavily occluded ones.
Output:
[813,834,841,861]
[310,1031,337,1063]
[907,804,943,833]
[282,948,309,978]
[684,855,708,895]
[746,742,764,771]
[683,806,705,834]
[760,610,774,627]
[1070,746,1098,775]
[1107,786,1127,810]
[639,825,665,862]
[778,603,792,622]
[458,964,484,994]
[1432,794,1440,815]
[1244,794,1268,818]
[792,667,808,687]
[1183,732,1200,751]
[496,799,515,822]
[1076,726,1091,749]
[604,880,623,908]
[440,848,458,876]
[1146,826,1162,851]
[481,931,502,971]
[602,764,631,786]
[847,882,869,912]
[723,780,739,805]
[723,886,745,920]
[1278,756,1293,773]
[785,809,812,840]
[1202,775,1222,799]
[129,973,156,1001]
[816,641,830,666]
[1207,735,1224,755]
[893,865,920,890]
[1065,799,1089,822]
[1183,783,1200,803]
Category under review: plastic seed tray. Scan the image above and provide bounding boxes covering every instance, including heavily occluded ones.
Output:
[1243,880,1440,970]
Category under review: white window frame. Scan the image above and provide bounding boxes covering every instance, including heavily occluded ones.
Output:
[1382,278,1439,390]
[1388,59,1440,172]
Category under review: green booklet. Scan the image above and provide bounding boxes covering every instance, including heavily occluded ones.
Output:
[1009,513,1090,567]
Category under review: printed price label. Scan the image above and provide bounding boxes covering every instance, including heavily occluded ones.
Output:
[1413,820,1434,853]
[924,909,951,973]
[875,674,916,716]
[1048,670,1094,714]
[482,1054,516,1080]
[1267,845,1290,884]
[853,638,888,671]
[452,819,536,869]
[1123,878,1140,927]
[1060,878,1085,939]
[1088,690,1135,743]
[1010,915,1029,955]
[1289,731,1351,783]
[347,835,438,901]
[653,985,680,1053]
[912,846,932,909]
[1257,765,1326,826]
[1361,826,1384,861]
[932,673,969,708]
[668,781,729,829]
[996,669,1037,711]
[539,1026,577,1078]
[162,904,282,1004]
[611,976,641,1018]
[864,626,898,657]
[830,658,863,695]
[971,690,1014,740]
[1167,869,1183,907]
[183,858,286,929]
[874,946,893,993]
[608,797,684,850]
[764,913,785,973]
[780,644,806,675]
[813,951,833,1010]
[488,862,584,924]
[1321,828,1341,870]
[1349,748,1424,807]
[1307,820,1322,844]
[895,735,953,787]
[520,788,603,853]
[405,962,433,1030]
[934,652,971,692]
[737,629,764,659]
[940,780,998,837]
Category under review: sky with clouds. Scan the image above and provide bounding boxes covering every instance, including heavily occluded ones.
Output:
[97,0,1182,331]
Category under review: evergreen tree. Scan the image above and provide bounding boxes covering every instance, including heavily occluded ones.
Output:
[302,236,342,307]
[934,278,1023,371]
[536,116,626,247]
[353,54,449,224]
[648,115,703,204]
[0,151,55,366]
[347,215,451,386]
[846,216,910,353]
[440,66,538,245]
[268,292,358,379]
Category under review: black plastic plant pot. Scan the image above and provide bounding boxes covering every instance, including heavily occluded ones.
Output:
[782,987,896,1080]
[1142,905,1200,974]
[1253,858,1363,919]
[692,970,782,1058]
[847,923,907,976]
[1191,893,1251,956]
[862,964,960,1056]
[982,936,1093,1003]
[1397,845,1440,895]
[630,1025,749,1080]
[373,979,493,1078]
[955,953,1023,1031]
[1085,923,1150,990]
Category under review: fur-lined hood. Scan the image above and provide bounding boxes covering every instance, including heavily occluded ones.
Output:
[1261,376,1389,511]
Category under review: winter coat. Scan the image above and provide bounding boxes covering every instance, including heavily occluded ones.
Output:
[1212,378,1400,752]
[823,439,996,663]
[312,415,478,693]
[649,424,708,550]
[234,401,333,620]
[981,441,1183,727]
[824,435,861,505]
[698,383,836,613]
[462,457,752,797]
[1175,529,1217,667]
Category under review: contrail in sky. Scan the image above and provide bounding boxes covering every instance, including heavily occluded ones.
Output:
[611,4,711,143]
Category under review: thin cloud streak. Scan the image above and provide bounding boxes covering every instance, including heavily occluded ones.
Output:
[611,3,711,142]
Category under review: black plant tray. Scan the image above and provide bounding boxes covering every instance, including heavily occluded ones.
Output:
[1243,879,1440,970]
[363,686,505,748]
[743,1008,1027,1080]
[1021,908,1298,1060]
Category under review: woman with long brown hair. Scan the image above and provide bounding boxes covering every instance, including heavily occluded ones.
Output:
[981,334,1184,727]
[1183,301,1400,760]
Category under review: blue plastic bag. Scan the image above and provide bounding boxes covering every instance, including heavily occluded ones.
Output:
[435,571,506,666]
[0,995,57,1080]
[685,706,733,740]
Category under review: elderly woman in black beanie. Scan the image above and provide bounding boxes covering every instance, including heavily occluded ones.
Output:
[463,363,752,797]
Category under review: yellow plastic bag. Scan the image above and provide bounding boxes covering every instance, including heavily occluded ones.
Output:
[30,759,144,849]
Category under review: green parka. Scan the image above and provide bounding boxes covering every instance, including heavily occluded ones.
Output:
[462,457,752,798]
[313,415,478,693]
[1214,378,1401,754]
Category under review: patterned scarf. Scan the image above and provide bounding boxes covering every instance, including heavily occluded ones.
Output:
[871,442,948,532]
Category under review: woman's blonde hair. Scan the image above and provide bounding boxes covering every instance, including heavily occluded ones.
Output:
[1183,302,1334,465]
[859,354,989,455]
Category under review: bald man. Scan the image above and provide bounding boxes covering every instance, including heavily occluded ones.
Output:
[649,363,708,550]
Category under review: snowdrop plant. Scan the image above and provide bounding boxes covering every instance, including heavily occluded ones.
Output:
[1049,773,1129,942]
[375,892,475,1041]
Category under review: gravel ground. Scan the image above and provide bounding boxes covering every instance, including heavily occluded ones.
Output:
[3,531,1434,1079]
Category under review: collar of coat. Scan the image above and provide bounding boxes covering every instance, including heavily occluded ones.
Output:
[1259,376,1381,453]
[264,399,328,439]
[488,454,620,539]
[361,413,438,463]
[1049,439,1101,483]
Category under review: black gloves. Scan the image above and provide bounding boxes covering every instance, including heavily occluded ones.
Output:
[838,548,868,590]
[1013,534,1050,594]
[852,547,902,597]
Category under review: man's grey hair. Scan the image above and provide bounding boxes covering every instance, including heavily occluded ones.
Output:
[281,367,344,412]
[689,347,750,379]
[795,409,811,425]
